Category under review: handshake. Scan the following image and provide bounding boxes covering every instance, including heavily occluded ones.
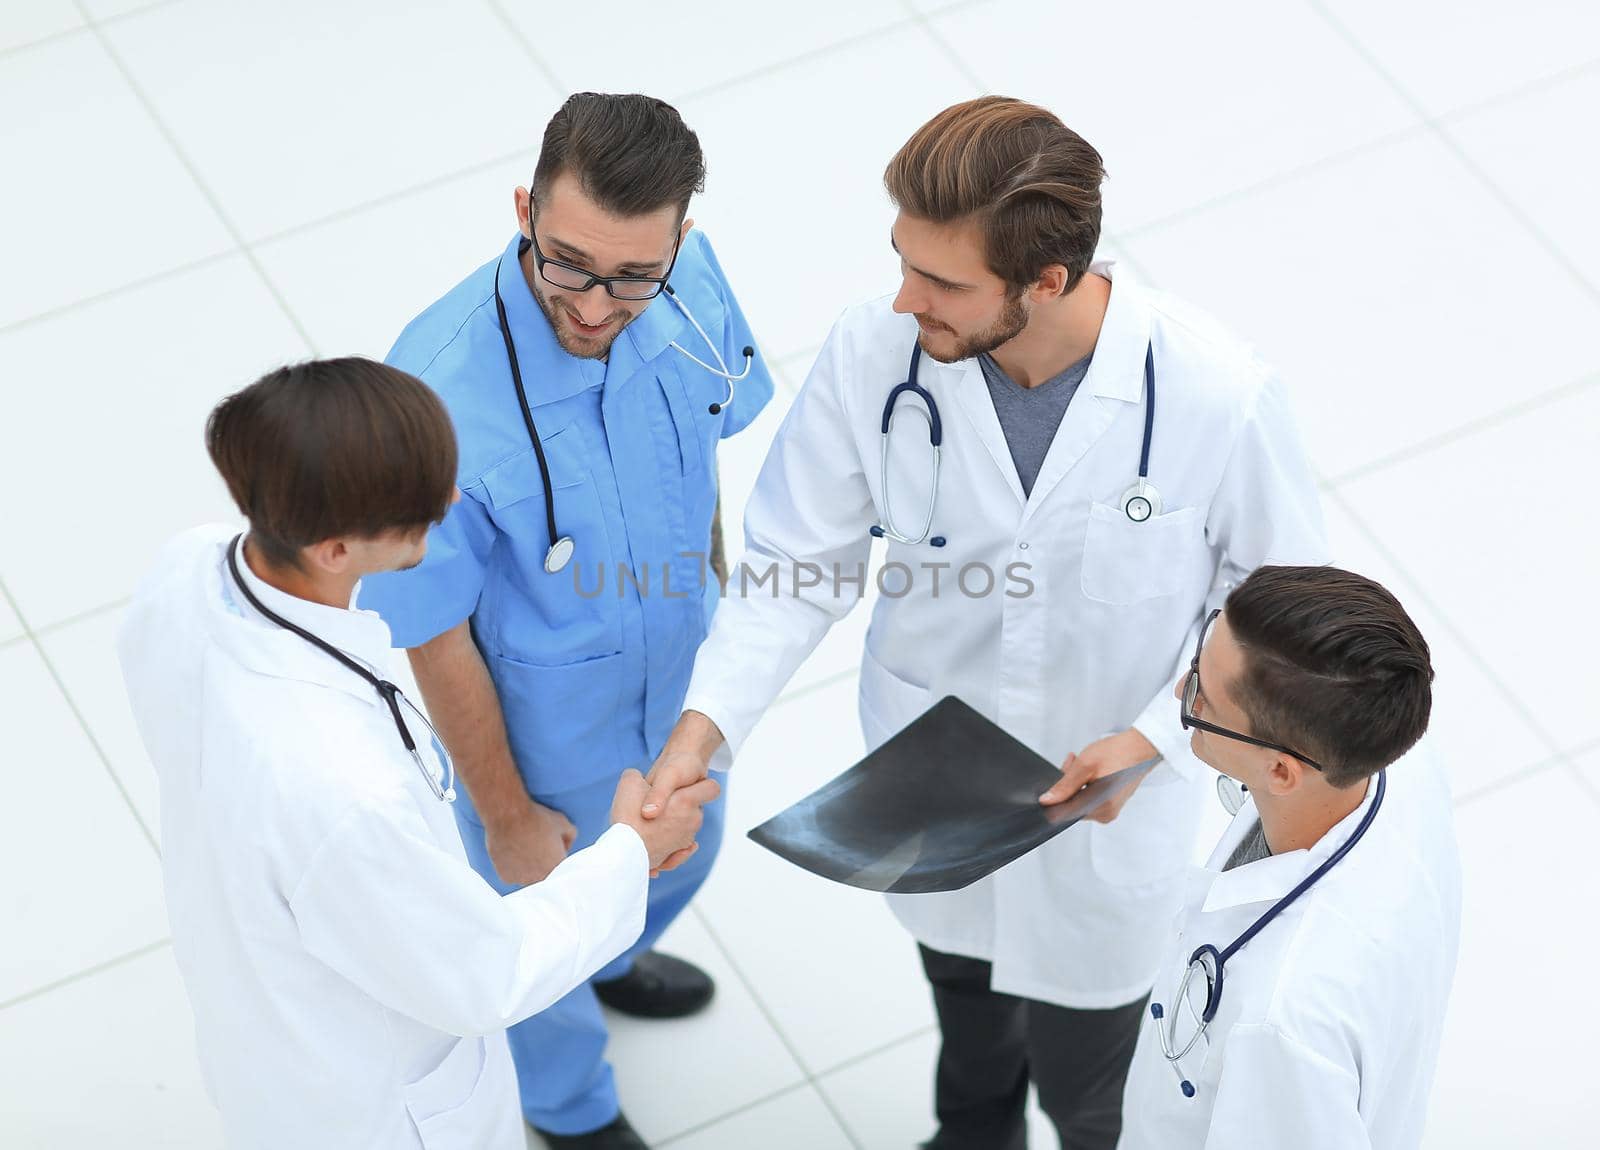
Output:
[614,710,727,876]
[482,712,726,886]
[610,768,719,877]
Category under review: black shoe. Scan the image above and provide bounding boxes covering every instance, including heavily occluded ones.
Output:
[533,1111,648,1149]
[593,949,715,1018]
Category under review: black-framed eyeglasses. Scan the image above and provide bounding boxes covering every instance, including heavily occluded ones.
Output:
[527,220,680,301]
[1180,609,1326,772]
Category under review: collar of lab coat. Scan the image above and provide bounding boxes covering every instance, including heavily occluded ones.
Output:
[495,233,690,405]
[208,534,396,705]
[1199,774,1379,914]
[932,260,1151,400]
[937,260,1153,507]
[1077,260,1154,404]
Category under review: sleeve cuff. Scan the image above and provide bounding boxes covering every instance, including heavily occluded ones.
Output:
[1132,686,1206,784]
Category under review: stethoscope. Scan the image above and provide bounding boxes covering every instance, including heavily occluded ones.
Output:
[1149,768,1387,1098]
[869,341,1163,548]
[492,253,753,575]
[225,535,456,803]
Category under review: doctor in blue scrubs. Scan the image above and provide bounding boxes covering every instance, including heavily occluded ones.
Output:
[360,93,773,1150]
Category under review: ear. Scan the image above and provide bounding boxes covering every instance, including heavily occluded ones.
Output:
[1263,753,1306,797]
[1031,263,1070,301]
[303,538,353,577]
[679,216,695,244]
[514,186,533,239]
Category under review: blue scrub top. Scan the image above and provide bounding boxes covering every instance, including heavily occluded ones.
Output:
[361,230,773,798]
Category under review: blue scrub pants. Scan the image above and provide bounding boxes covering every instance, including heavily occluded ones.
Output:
[454,769,726,1134]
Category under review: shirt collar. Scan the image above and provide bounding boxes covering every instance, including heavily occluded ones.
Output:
[1200,775,1379,913]
[217,535,396,698]
[495,233,605,406]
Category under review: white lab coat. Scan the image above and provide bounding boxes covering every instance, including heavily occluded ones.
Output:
[118,525,649,1150]
[1118,745,1462,1149]
[684,264,1328,1007]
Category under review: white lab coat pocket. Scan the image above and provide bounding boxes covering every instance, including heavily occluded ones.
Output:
[403,1036,504,1149]
[858,647,929,752]
[1080,502,1202,605]
[1087,768,1194,889]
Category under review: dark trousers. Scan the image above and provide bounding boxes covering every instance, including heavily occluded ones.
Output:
[919,945,1147,1150]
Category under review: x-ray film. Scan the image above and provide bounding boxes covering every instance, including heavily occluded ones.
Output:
[748,696,1160,894]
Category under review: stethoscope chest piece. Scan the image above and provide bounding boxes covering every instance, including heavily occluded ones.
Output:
[544,535,575,574]
[1120,481,1162,523]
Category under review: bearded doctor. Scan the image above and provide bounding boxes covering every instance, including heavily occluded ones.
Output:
[118,358,717,1150]
[639,97,1328,1150]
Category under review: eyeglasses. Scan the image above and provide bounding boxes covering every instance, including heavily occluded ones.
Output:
[527,220,680,301]
[1179,609,1326,772]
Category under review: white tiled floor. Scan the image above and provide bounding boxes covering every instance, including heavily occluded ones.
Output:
[2,2,1596,1148]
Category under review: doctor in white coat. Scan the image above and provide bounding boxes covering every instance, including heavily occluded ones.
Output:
[639,98,1328,1149]
[119,358,718,1150]
[1118,565,1461,1149]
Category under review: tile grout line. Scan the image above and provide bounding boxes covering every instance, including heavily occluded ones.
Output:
[652,1019,942,1146]
[686,905,867,1149]
[0,574,161,856]
[1429,51,1600,130]
[1323,368,1600,488]
[812,1022,939,1082]
[905,0,988,93]
[1452,751,1572,809]
[0,938,171,1015]
[7,4,954,339]
[0,248,241,338]
[672,11,929,107]
[1306,0,1600,309]
[76,3,323,357]
[1118,121,1431,243]
[0,0,182,62]
[6,12,1594,343]
[1322,486,1569,763]
[480,0,566,94]
[654,1078,818,1147]
[30,596,133,642]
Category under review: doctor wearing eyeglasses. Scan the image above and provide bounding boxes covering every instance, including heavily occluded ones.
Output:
[358,94,773,1147]
[1118,566,1462,1150]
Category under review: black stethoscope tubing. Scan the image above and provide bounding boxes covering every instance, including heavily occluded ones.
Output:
[224,534,455,802]
[873,339,1160,546]
[1153,768,1386,1096]
[493,261,572,574]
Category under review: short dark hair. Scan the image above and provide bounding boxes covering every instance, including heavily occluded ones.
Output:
[884,96,1106,295]
[1224,566,1433,788]
[205,358,457,569]
[532,92,706,219]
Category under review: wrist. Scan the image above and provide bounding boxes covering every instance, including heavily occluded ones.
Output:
[482,790,540,833]
[665,710,724,763]
[1122,726,1159,761]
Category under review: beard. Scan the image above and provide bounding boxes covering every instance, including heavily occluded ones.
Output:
[530,278,637,360]
[918,292,1030,364]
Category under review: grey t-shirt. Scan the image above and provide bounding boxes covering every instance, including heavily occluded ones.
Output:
[977,352,1092,497]
[1224,819,1273,871]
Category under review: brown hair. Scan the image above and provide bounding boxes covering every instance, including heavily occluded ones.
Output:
[205,358,458,569]
[533,92,706,219]
[884,96,1106,294]
[1225,566,1434,788]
